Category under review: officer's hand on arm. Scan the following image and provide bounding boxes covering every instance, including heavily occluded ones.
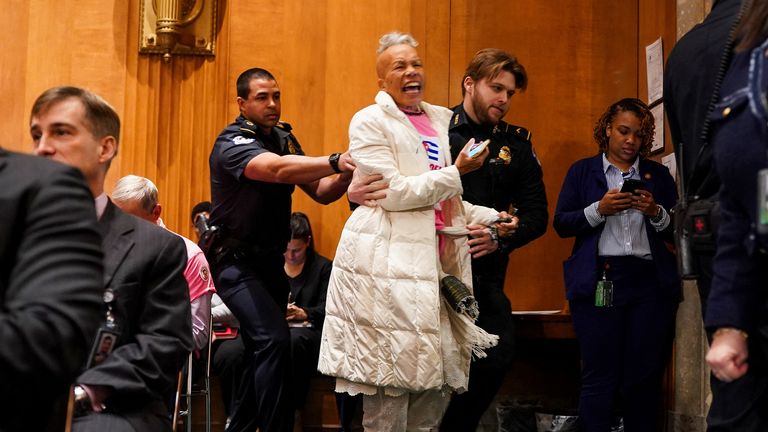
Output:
[454,138,489,175]
[338,151,356,173]
[597,188,632,216]
[467,224,499,258]
[707,328,749,382]
[347,171,388,208]
[495,210,520,238]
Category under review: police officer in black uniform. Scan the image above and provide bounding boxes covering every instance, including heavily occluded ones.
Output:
[208,68,354,432]
[441,49,548,431]
[664,0,744,311]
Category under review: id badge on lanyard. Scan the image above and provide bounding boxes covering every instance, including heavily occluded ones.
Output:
[86,288,120,368]
[595,265,614,308]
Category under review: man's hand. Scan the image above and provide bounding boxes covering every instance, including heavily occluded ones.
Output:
[597,188,633,216]
[338,151,356,173]
[706,328,749,382]
[286,304,308,322]
[81,384,111,413]
[467,224,499,258]
[347,172,388,208]
[495,210,519,238]
[454,138,489,176]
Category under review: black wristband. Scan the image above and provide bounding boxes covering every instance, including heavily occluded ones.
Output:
[329,153,342,174]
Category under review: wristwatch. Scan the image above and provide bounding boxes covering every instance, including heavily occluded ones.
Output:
[73,385,92,416]
[651,205,664,223]
[328,152,342,174]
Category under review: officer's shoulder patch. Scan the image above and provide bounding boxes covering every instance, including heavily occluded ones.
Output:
[275,121,293,132]
[239,120,258,136]
[232,136,255,145]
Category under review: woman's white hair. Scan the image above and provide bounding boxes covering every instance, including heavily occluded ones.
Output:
[377,31,419,55]
[112,174,158,214]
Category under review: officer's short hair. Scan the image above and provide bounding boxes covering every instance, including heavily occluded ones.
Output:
[462,48,528,96]
[112,175,159,215]
[237,68,277,99]
[31,86,121,144]
[376,32,419,55]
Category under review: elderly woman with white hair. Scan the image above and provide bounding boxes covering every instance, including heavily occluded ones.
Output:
[318,32,510,430]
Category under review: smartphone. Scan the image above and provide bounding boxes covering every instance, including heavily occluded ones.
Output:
[620,179,645,195]
[467,139,491,159]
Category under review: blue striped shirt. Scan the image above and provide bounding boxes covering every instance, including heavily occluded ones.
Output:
[583,154,669,259]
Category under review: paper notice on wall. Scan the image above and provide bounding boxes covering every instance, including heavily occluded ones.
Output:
[662,152,677,182]
[651,103,664,153]
[646,37,664,104]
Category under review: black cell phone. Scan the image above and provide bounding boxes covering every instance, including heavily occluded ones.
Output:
[620,179,645,195]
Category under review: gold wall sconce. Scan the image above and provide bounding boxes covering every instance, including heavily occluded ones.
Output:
[139,0,217,61]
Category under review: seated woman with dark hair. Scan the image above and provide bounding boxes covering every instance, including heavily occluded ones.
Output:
[554,98,679,432]
[283,212,332,419]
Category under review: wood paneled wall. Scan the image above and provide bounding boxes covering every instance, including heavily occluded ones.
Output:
[0,0,674,312]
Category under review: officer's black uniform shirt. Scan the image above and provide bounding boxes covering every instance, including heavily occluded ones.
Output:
[449,104,548,274]
[664,0,742,199]
[209,115,304,250]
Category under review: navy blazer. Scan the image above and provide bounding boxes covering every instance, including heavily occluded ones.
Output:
[553,154,679,300]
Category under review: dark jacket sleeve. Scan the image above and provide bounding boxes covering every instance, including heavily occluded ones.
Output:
[301,256,331,326]
[78,227,192,402]
[0,162,103,390]
[503,143,548,251]
[705,182,759,331]
[554,161,600,239]
[649,161,678,244]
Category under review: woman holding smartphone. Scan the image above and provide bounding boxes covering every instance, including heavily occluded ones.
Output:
[553,98,679,431]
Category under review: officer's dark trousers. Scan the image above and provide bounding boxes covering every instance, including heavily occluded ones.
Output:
[705,254,768,432]
[440,269,514,431]
[570,257,677,432]
[213,252,293,432]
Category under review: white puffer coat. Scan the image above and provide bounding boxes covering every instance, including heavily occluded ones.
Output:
[318,91,498,394]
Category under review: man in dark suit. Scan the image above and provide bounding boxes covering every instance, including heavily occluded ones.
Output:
[0,149,104,432]
[30,86,193,432]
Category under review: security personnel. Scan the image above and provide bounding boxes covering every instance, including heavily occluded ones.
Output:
[705,14,768,430]
[441,49,548,431]
[208,67,353,432]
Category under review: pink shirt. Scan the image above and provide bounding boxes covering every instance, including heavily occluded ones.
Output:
[181,236,216,350]
[182,236,216,301]
[406,111,449,254]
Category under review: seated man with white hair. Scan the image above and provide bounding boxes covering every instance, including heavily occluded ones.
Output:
[113,175,215,351]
